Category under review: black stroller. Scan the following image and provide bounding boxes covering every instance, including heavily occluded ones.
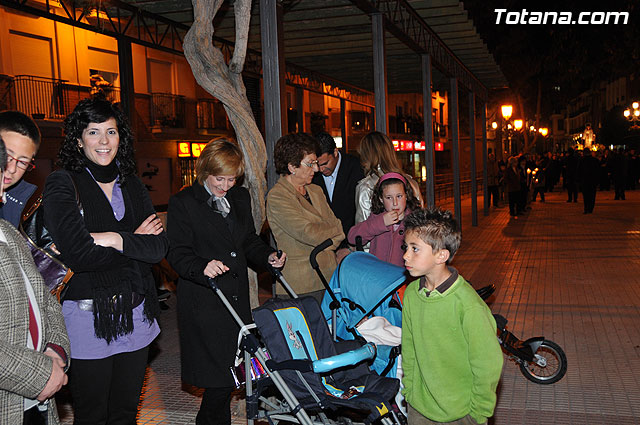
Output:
[208,272,403,425]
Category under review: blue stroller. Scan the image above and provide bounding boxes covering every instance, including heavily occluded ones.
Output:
[207,268,404,425]
[320,251,408,379]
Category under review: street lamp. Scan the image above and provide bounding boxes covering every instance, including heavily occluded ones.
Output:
[624,101,640,129]
[514,119,523,131]
[501,105,513,120]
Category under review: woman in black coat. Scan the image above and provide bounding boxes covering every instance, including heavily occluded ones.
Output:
[42,98,168,424]
[167,139,286,425]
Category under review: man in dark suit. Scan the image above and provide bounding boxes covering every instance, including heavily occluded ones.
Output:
[577,148,601,214]
[312,132,364,236]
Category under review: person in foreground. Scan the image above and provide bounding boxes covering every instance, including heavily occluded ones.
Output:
[43,98,168,424]
[401,208,503,425]
[0,136,70,424]
[167,139,285,425]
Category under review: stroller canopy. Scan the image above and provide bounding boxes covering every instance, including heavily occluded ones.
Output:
[321,252,408,338]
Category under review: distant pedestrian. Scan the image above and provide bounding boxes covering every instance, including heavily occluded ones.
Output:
[612,148,627,200]
[578,149,600,214]
[487,151,500,207]
[531,161,546,202]
[504,157,521,217]
[564,148,579,203]
[599,149,612,191]
[517,156,528,213]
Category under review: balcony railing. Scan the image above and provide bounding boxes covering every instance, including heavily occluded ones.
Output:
[6,75,121,119]
[13,75,69,120]
[151,93,185,128]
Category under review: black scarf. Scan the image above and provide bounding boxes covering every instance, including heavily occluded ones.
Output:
[68,170,160,342]
[84,157,119,183]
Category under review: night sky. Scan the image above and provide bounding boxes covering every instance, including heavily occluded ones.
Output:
[463,1,639,116]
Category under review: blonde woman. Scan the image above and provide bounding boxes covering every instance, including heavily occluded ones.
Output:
[167,138,285,425]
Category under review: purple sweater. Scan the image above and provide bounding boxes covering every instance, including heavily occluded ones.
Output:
[348,209,408,267]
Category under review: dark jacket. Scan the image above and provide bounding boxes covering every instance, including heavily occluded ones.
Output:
[43,170,168,301]
[0,179,36,228]
[504,166,521,192]
[577,155,600,189]
[312,152,364,235]
[167,182,274,388]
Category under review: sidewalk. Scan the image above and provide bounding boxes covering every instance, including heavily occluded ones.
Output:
[58,188,640,424]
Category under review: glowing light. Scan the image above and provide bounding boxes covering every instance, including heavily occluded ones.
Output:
[514,119,523,130]
[501,105,513,120]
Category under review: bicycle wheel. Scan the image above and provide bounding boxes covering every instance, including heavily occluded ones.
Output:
[519,339,567,384]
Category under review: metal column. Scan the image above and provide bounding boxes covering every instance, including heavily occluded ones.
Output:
[116,38,134,123]
[295,86,304,133]
[340,98,347,151]
[422,54,435,208]
[449,78,461,230]
[372,13,388,134]
[469,92,477,226]
[260,0,287,189]
[482,102,489,216]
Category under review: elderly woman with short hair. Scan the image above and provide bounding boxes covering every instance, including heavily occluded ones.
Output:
[266,133,345,301]
[167,138,285,425]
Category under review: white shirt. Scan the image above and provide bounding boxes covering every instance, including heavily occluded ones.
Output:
[321,151,342,202]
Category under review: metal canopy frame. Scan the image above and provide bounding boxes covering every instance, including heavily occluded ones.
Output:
[349,0,487,99]
[0,0,188,54]
[0,0,374,107]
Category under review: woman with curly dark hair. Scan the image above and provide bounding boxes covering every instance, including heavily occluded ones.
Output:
[42,98,168,424]
[266,133,344,301]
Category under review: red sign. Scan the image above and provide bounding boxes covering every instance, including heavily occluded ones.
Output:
[435,142,444,151]
[414,141,425,151]
[178,142,191,157]
[392,140,400,151]
[178,142,209,158]
[191,143,209,158]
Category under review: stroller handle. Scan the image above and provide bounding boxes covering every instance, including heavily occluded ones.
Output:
[312,342,377,374]
[309,239,340,309]
[310,238,333,269]
[355,235,364,252]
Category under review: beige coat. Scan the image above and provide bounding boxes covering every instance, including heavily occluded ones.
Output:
[0,219,70,425]
[267,177,345,294]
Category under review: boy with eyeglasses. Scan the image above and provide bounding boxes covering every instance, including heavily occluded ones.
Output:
[0,111,41,227]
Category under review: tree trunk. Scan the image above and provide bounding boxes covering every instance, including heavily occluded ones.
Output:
[183,0,267,232]
[183,0,267,307]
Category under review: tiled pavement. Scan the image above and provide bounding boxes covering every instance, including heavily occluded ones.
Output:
[57,188,640,424]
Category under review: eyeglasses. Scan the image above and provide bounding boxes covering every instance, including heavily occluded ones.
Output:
[7,153,36,171]
[301,160,319,168]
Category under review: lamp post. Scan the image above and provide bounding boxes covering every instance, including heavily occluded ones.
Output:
[492,104,523,156]
[624,101,640,129]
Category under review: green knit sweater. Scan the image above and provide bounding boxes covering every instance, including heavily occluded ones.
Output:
[401,272,503,424]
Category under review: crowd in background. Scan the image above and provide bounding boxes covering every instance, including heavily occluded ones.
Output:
[487,147,640,217]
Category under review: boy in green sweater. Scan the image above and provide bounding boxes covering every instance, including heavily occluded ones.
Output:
[401,208,503,425]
